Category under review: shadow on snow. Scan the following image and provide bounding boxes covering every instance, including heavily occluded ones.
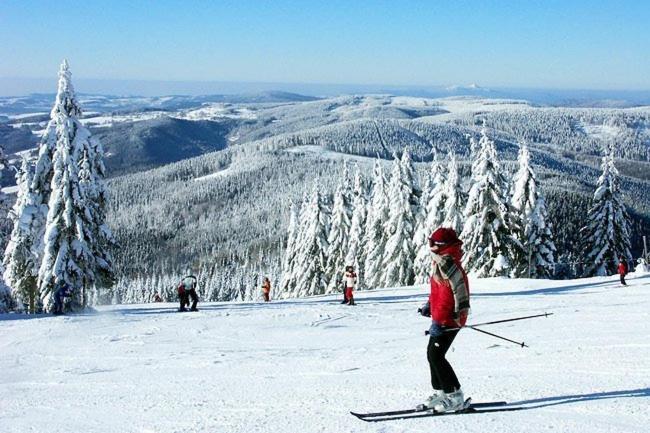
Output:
[509,387,650,409]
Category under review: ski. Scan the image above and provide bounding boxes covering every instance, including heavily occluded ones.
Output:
[351,405,525,422]
[350,400,507,418]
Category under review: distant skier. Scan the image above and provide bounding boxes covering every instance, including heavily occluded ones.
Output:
[261,277,271,302]
[177,275,198,311]
[343,265,357,306]
[52,282,73,315]
[419,228,470,413]
[618,258,628,286]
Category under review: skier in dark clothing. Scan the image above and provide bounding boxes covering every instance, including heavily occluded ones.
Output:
[52,282,73,315]
[419,228,470,413]
[177,275,198,311]
[618,258,628,286]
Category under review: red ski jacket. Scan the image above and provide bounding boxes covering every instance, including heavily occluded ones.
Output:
[618,262,628,275]
[429,243,470,328]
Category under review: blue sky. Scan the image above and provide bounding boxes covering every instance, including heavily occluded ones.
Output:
[1,0,649,93]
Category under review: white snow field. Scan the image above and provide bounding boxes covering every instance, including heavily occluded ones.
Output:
[2,273,649,433]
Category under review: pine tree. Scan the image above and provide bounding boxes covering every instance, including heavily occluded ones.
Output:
[325,181,351,292]
[461,128,516,277]
[581,151,633,276]
[442,151,465,234]
[363,160,389,289]
[414,151,447,283]
[279,201,299,292]
[382,151,418,287]
[510,144,556,278]
[37,60,98,311]
[344,167,367,288]
[3,158,42,312]
[292,183,329,297]
[78,129,115,296]
[0,145,12,312]
[280,193,308,297]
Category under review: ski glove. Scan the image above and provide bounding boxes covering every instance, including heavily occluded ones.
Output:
[418,301,431,317]
[427,321,443,337]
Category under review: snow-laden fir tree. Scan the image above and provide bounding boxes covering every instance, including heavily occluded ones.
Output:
[510,143,556,278]
[344,167,367,288]
[0,145,12,312]
[363,160,389,289]
[461,128,517,277]
[580,151,633,276]
[37,60,104,311]
[78,125,115,294]
[413,150,447,283]
[442,151,465,234]
[325,179,351,292]
[3,158,42,312]
[279,201,299,292]
[291,183,329,297]
[382,151,418,287]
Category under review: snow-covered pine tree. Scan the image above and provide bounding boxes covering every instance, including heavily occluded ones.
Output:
[291,183,329,297]
[344,166,367,288]
[3,158,42,312]
[363,160,389,289]
[0,145,12,312]
[280,193,309,297]
[510,143,556,278]
[581,151,633,276]
[461,128,516,277]
[442,151,465,234]
[325,180,351,293]
[37,60,98,311]
[78,127,115,297]
[279,201,299,290]
[413,150,447,283]
[382,151,418,287]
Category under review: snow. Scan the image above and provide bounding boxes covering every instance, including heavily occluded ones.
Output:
[7,112,48,120]
[285,145,378,164]
[192,167,232,181]
[579,122,624,141]
[1,185,19,195]
[1,274,649,433]
[177,104,257,121]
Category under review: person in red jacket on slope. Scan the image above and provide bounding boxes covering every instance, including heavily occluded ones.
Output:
[418,227,470,413]
[618,258,628,286]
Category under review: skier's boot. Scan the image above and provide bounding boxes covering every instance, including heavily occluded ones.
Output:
[348,298,355,306]
[433,389,469,413]
[416,389,445,410]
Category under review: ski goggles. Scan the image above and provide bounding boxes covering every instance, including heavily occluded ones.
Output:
[428,239,447,248]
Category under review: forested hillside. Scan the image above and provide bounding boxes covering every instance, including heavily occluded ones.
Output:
[4,95,649,304]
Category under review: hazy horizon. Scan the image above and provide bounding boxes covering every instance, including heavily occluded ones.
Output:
[2,76,650,102]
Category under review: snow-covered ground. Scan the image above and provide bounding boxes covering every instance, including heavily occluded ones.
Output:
[1,273,649,433]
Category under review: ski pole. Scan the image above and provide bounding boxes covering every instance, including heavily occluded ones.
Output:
[445,312,553,331]
[425,326,528,347]
[469,312,553,328]
[467,326,528,348]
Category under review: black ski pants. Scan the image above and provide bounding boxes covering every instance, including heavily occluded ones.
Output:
[179,289,198,310]
[427,329,461,393]
[188,289,198,310]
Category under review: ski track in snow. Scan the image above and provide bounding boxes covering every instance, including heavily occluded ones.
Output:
[1,274,649,433]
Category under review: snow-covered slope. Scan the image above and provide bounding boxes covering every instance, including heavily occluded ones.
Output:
[1,273,649,433]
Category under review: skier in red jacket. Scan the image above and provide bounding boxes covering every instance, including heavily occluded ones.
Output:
[419,227,470,413]
[617,258,628,286]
